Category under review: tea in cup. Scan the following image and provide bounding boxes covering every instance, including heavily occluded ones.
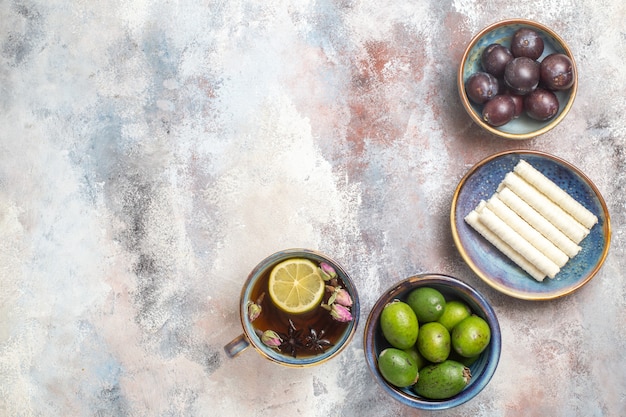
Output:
[224,249,359,367]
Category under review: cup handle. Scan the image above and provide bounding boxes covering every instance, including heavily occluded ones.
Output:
[224,334,250,358]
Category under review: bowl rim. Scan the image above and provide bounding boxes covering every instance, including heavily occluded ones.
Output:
[450,150,612,300]
[363,273,501,410]
[457,18,578,140]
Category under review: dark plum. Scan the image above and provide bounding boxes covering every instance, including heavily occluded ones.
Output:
[482,95,516,127]
[504,57,540,95]
[524,88,559,121]
[505,93,525,118]
[465,72,499,104]
[540,53,575,90]
[497,78,508,95]
[481,43,514,77]
[511,28,544,60]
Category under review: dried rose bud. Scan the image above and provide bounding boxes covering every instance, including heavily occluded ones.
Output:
[247,301,262,322]
[329,303,353,322]
[333,288,353,307]
[261,330,282,348]
[326,285,353,308]
[319,262,337,281]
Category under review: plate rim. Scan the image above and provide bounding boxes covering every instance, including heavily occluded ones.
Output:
[450,149,611,300]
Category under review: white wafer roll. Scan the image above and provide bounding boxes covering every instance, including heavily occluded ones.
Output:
[486,194,569,267]
[498,187,582,258]
[497,172,589,244]
[465,208,546,282]
[514,160,598,229]
[476,205,560,278]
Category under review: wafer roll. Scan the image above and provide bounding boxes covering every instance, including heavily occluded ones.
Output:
[497,187,582,258]
[497,172,589,243]
[476,204,560,278]
[465,208,546,282]
[486,194,569,267]
[514,160,598,229]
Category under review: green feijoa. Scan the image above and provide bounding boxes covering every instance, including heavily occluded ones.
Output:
[413,360,471,399]
[416,322,450,363]
[406,287,446,323]
[452,315,491,358]
[402,345,429,370]
[459,354,480,367]
[377,348,419,387]
[449,349,481,367]
[380,300,419,349]
[437,300,472,332]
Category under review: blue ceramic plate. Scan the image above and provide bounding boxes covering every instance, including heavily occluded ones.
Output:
[451,150,611,300]
[458,19,577,140]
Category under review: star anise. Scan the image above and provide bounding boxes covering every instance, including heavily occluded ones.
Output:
[276,319,305,358]
[303,327,334,353]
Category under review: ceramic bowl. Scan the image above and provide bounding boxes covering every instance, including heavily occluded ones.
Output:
[363,274,501,410]
[458,19,577,140]
[450,150,611,300]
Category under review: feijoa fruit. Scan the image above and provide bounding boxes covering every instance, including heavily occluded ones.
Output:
[380,300,419,350]
[413,360,471,399]
[416,322,451,363]
[378,348,419,387]
[406,287,446,323]
[437,300,472,332]
[451,315,491,358]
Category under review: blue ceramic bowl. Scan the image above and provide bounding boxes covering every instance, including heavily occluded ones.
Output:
[451,150,611,300]
[363,274,501,410]
[458,19,577,140]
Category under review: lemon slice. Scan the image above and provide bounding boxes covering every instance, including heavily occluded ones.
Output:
[268,258,325,314]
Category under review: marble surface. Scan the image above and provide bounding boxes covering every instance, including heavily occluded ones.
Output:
[1,1,625,416]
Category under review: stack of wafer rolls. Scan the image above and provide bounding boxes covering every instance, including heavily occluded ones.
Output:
[465,159,598,282]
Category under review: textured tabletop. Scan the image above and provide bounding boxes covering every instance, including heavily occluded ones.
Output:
[1,1,625,416]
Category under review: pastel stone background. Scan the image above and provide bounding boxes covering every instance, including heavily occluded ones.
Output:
[1,0,625,416]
